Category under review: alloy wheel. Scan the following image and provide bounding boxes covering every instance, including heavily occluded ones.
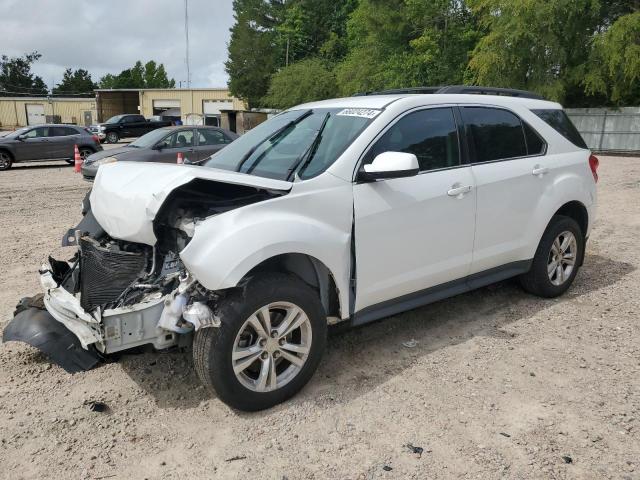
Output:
[232,302,312,392]
[0,152,11,169]
[547,230,577,286]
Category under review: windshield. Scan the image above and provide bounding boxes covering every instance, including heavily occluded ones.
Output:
[205,108,376,180]
[129,128,173,148]
[105,115,126,124]
[5,127,30,139]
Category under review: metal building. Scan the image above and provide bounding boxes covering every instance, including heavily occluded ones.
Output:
[95,88,246,127]
[0,97,98,129]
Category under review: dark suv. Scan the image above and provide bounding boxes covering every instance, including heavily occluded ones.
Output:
[0,124,102,171]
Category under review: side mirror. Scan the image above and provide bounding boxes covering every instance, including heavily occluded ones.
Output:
[359,152,419,181]
[17,134,26,141]
[153,143,164,151]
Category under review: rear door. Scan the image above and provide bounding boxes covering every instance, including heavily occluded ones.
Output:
[353,107,476,312]
[49,126,80,158]
[462,106,549,274]
[194,128,231,163]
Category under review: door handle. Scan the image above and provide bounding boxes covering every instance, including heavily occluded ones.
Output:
[532,165,549,176]
[447,184,473,197]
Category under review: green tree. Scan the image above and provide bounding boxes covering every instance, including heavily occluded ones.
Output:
[0,51,48,96]
[585,11,640,105]
[262,58,337,108]
[465,0,605,102]
[226,0,285,108]
[334,0,478,96]
[99,61,175,89]
[52,68,97,95]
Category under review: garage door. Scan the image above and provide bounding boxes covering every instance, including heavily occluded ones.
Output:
[26,104,46,125]
[203,100,232,115]
[153,99,180,109]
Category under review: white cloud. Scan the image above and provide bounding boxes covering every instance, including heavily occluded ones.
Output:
[0,0,234,89]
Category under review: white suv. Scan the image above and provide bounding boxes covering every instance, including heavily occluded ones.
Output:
[5,86,598,411]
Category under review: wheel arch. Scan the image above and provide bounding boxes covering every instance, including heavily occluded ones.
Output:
[554,200,589,238]
[239,253,342,321]
[0,147,14,160]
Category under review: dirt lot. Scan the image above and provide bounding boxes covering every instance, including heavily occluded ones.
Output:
[0,155,638,479]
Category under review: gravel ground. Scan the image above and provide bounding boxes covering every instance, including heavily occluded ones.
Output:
[0,155,638,480]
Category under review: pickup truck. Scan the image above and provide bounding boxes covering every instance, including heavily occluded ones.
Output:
[89,114,173,144]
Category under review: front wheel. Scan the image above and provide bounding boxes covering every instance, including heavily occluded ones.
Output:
[519,215,584,298]
[193,273,327,411]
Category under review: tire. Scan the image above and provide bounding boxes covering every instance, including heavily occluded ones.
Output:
[519,215,584,298]
[193,273,327,411]
[106,132,119,144]
[0,150,13,171]
[79,147,94,162]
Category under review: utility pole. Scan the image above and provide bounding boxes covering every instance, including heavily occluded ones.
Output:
[184,0,191,88]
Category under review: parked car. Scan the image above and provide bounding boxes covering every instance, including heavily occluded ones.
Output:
[88,114,173,144]
[81,126,238,181]
[0,124,102,171]
[5,86,598,412]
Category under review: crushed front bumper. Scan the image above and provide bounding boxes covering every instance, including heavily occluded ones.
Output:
[3,301,101,373]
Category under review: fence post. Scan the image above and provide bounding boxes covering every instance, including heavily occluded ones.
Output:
[598,110,607,151]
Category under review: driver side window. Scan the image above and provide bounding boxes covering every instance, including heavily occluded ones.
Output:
[158,130,194,149]
[24,127,48,138]
[364,108,460,172]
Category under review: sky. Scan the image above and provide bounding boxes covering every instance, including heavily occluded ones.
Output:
[0,0,235,90]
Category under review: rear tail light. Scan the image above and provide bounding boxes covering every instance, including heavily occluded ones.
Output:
[589,154,599,183]
[92,134,100,143]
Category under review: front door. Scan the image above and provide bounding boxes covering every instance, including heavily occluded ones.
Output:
[14,126,53,160]
[153,129,196,163]
[353,107,476,312]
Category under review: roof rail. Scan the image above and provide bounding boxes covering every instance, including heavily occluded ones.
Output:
[353,85,544,100]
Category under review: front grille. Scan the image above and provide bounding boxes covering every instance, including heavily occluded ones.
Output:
[79,237,148,311]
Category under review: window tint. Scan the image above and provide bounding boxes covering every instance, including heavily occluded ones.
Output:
[523,122,545,155]
[364,108,460,171]
[462,107,527,162]
[51,126,78,136]
[157,130,194,149]
[197,129,227,146]
[531,109,587,149]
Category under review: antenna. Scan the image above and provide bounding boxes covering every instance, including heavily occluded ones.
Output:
[184,0,191,88]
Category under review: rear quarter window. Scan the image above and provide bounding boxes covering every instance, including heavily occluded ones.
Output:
[531,109,587,149]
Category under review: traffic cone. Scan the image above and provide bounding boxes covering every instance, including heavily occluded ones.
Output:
[177,152,184,164]
[74,144,82,173]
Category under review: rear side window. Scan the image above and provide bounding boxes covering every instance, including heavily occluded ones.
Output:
[462,107,527,162]
[531,109,587,149]
[364,107,460,172]
[51,126,78,136]
[523,122,546,155]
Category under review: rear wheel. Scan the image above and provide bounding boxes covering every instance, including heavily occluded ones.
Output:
[0,151,13,171]
[193,273,327,411]
[519,215,584,297]
[106,132,119,144]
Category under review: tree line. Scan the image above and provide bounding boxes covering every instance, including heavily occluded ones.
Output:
[226,0,640,109]
[0,52,175,97]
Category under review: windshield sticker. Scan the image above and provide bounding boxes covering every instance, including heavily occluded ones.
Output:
[336,108,381,119]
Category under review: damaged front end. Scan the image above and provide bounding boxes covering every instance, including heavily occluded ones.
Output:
[3,163,290,373]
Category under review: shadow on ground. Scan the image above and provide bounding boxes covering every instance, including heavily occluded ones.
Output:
[81,254,639,411]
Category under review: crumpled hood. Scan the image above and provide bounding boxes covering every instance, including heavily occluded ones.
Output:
[90,162,292,245]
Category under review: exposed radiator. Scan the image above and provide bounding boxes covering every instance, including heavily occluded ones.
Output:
[79,237,148,312]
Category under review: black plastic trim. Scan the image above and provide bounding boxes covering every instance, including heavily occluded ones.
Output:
[351,260,532,326]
